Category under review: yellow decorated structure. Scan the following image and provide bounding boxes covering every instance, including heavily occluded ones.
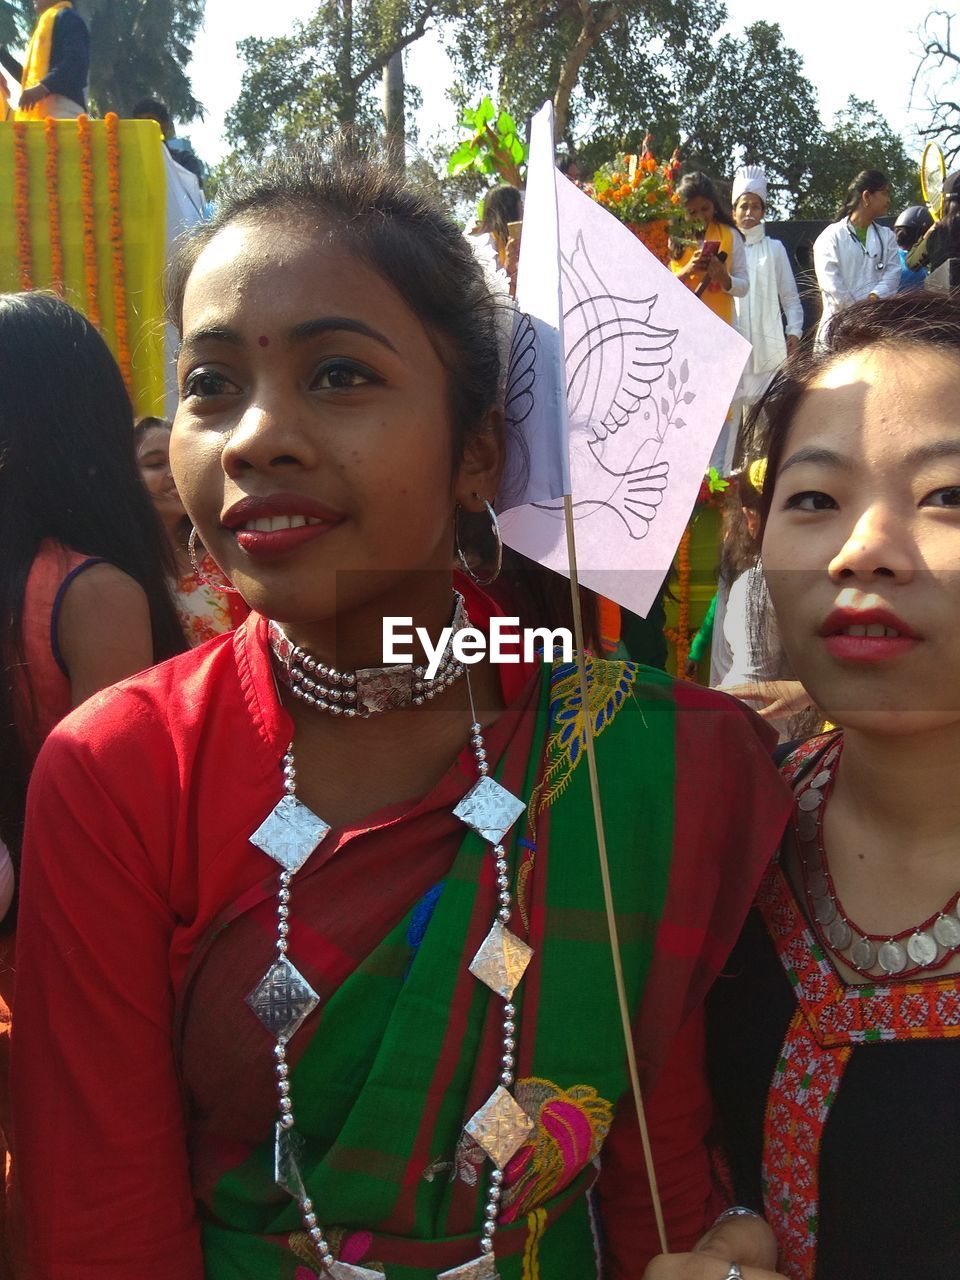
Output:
[0,116,167,416]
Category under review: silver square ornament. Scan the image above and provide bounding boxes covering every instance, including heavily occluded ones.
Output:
[469,921,533,1000]
[453,776,525,845]
[246,955,319,1040]
[355,665,414,716]
[328,1263,385,1279]
[438,1256,498,1280]
[464,1085,534,1170]
[249,794,330,873]
[274,1122,307,1199]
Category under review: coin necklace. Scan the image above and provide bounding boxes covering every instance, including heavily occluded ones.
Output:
[796,738,960,979]
[246,637,533,1280]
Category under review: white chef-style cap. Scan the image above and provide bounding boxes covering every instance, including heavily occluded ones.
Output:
[732,165,768,208]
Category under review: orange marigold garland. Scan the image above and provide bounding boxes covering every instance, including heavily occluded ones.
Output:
[104,112,131,389]
[44,117,64,295]
[13,120,33,291]
[76,113,101,328]
[664,525,693,678]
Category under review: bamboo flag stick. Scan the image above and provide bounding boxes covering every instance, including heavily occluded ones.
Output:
[562,493,669,1255]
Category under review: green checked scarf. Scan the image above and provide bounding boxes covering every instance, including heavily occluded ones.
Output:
[178,657,781,1278]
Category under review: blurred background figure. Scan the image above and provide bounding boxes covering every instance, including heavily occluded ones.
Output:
[813,168,900,343]
[907,171,960,278]
[132,97,205,186]
[894,204,933,291]
[730,165,803,472]
[135,417,248,646]
[469,183,523,294]
[1,297,184,876]
[0,0,89,120]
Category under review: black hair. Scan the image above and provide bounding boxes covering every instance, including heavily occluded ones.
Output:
[134,415,173,439]
[477,184,524,258]
[0,294,185,859]
[675,171,741,235]
[720,468,764,582]
[836,168,888,221]
[167,143,504,476]
[747,292,960,531]
[132,97,171,127]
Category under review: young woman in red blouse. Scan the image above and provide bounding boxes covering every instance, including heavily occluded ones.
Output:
[12,148,790,1280]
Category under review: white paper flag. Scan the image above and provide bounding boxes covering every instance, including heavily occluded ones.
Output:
[501,108,751,618]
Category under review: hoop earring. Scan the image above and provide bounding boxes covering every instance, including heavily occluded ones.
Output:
[455,494,502,586]
[187,526,242,594]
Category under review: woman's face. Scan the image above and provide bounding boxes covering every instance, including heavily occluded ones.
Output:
[734,193,765,231]
[170,215,500,628]
[862,185,891,219]
[762,343,960,734]
[684,195,716,228]
[136,425,185,523]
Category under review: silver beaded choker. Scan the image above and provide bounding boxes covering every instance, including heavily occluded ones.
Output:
[269,593,468,718]
[245,654,534,1279]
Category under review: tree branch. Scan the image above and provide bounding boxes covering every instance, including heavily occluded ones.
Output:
[553,1,620,141]
[351,2,439,94]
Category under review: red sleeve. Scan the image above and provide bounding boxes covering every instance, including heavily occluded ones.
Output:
[595,1008,717,1277]
[11,721,203,1279]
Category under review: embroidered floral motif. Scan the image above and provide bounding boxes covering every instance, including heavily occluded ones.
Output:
[526,658,637,840]
[499,1078,613,1224]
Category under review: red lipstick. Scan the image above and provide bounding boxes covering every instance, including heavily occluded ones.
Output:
[221,493,344,560]
[818,607,920,663]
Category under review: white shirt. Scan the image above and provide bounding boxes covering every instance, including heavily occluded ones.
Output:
[735,227,803,396]
[722,227,749,298]
[813,217,900,342]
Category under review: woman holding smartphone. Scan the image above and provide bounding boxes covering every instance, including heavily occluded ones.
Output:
[671,172,748,325]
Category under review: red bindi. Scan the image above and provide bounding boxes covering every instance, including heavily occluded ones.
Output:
[258,335,270,347]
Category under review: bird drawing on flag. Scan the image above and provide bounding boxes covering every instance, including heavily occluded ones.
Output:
[540,230,695,539]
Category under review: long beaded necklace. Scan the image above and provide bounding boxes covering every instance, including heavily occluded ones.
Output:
[796,739,960,979]
[246,609,533,1279]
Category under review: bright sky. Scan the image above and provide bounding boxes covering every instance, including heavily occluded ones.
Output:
[186,0,928,169]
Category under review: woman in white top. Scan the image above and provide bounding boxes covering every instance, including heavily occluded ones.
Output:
[813,169,900,344]
[732,170,803,387]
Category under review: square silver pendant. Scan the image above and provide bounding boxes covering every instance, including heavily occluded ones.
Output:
[274,1122,306,1199]
[453,776,525,846]
[468,921,533,1000]
[328,1263,385,1279]
[355,665,414,716]
[438,1253,498,1279]
[246,955,319,1041]
[249,794,330,874]
[464,1085,534,1170]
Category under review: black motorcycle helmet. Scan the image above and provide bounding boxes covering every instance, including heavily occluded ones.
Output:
[894,204,934,249]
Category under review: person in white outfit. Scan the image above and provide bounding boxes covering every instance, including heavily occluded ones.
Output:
[727,165,803,472]
[813,169,900,345]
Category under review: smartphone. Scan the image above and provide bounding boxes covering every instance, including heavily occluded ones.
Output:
[507,220,523,241]
[698,239,721,259]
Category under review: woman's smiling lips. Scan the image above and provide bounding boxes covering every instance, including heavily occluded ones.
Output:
[221,493,344,559]
[818,607,921,662]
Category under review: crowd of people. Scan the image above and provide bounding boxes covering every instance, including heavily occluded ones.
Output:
[2,15,960,1279]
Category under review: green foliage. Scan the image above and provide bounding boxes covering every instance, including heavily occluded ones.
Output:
[446,96,526,185]
[76,0,204,119]
[681,21,822,216]
[795,97,922,219]
[0,0,33,50]
[227,1,451,161]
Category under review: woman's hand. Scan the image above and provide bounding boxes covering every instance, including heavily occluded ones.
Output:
[676,255,703,282]
[705,254,732,290]
[643,1212,785,1279]
[722,678,815,724]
